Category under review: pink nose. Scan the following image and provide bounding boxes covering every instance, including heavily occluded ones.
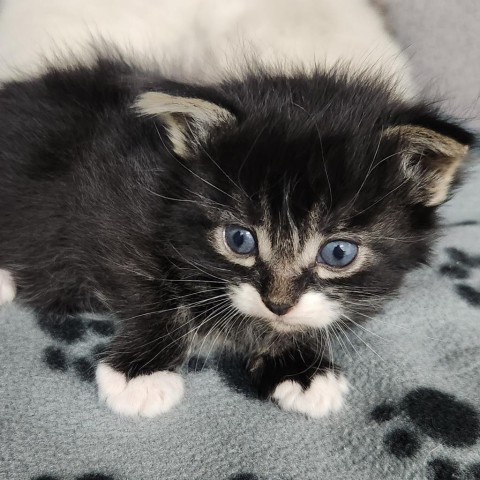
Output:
[264,301,292,316]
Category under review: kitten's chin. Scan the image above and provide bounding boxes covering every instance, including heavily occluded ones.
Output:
[266,318,304,333]
[229,284,341,331]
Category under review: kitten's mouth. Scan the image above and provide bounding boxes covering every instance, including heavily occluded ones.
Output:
[229,284,338,331]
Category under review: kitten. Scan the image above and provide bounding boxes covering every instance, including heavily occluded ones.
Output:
[0,57,474,418]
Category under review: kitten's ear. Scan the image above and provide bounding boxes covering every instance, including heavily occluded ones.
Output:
[384,120,475,206]
[134,92,235,156]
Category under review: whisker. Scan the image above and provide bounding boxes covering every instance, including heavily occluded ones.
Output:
[110,299,232,352]
[138,300,232,370]
[200,308,239,372]
[330,324,352,360]
[122,293,230,321]
[341,304,439,340]
[336,320,362,358]
[194,304,236,371]
[341,313,391,342]
[340,321,386,363]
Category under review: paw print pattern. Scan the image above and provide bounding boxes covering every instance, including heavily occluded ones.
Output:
[38,312,115,343]
[226,474,292,480]
[33,473,114,480]
[428,459,480,480]
[38,312,113,383]
[439,247,480,307]
[37,310,255,395]
[33,473,280,480]
[371,388,480,479]
[227,475,260,480]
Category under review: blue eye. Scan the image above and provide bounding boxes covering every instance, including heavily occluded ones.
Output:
[318,240,358,268]
[224,226,257,255]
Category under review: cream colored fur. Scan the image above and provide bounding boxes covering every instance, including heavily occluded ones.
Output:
[0,269,16,305]
[0,0,413,94]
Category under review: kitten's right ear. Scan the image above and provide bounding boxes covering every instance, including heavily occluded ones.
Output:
[383,116,475,207]
[134,92,235,157]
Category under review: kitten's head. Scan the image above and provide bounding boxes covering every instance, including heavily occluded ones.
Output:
[136,70,475,332]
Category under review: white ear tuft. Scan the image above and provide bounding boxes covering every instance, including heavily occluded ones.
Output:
[134,92,235,157]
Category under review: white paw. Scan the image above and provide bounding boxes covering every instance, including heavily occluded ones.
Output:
[96,363,184,417]
[0,269,16,305]
[272,372,349,418]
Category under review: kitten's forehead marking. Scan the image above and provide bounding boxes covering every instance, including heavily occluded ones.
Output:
[299,234,324,269]
[257,225,371,279]
[211,195,370,277]
[257,220,322,271]
[256,227,273,262]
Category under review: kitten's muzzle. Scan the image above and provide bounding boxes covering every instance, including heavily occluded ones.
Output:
[263,301,293,316]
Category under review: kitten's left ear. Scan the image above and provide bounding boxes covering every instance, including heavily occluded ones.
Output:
[384,117,475,206]
[134,91,235,157]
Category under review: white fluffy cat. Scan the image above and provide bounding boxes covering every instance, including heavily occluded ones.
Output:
[0,0,412,93]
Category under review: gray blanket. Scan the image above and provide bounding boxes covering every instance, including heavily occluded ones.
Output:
[2,1,480,479]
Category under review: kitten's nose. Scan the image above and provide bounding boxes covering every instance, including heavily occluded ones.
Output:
[264,301,292,316]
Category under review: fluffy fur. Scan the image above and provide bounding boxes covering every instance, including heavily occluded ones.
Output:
[272,373,349,418]
[0,269,16,305]
[0,0,413,95]
[96,363,185,417]
[0,55,474,417]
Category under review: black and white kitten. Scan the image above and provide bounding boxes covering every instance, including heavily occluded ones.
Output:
[0,57,474,418]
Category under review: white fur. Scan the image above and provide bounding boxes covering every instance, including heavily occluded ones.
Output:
[0,0,413,96]
[96,363,184,417]
[0,269,16,305]
[272,372,349,417]
[230,283,341,330]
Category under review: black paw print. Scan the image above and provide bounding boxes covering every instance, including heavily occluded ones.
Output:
[37,312,114,383]
[439,247,480,307]
[225,473,292,480]
[371,388,480,479]
[227,475,260,480]
[33,473,114,480]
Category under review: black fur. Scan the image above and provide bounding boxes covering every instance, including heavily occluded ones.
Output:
[0,56,475,400]
[249,344,335,399]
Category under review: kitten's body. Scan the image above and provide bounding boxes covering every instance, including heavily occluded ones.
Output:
[0,0,474,418]
[0,55,474,417]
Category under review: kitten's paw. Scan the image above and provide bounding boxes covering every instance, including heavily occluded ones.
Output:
[0,269,16,305]
[272,372,349,418]
[96,363,184,417]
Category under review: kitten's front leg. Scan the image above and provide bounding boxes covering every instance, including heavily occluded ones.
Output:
[249,344,349,418]
[96,311,190,418]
